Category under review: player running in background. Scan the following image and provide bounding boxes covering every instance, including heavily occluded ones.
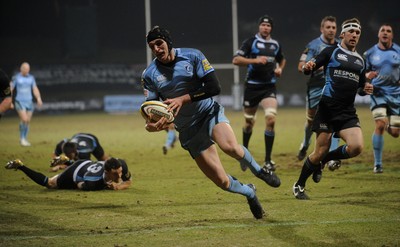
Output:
[363,23,400,173]
[11,62,43,146]
[5,157,132,191]
[293,18,373,200]
[296,16,340,164]
[0,69,12,119]
[162,124,178,155]
[50,133,109,171]
[232,15,286,172]
[142,26,280,219]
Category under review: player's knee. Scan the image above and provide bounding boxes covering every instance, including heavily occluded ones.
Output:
[264,107,277,118]
[46,176,58,189]
[244,113,256,123]
[347,144,363,157]
[372,107,387,120]
[389,116,400,129]
[306,113,314,122]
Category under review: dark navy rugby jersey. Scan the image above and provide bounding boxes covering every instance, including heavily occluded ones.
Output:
[313,44,366,104]
[235,33,285,85]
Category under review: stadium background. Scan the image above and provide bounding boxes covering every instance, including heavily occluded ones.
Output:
[0,0,398,113]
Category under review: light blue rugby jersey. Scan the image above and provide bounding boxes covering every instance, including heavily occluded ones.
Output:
[12,73,37,102]
[142,48,216,130]
[364,43,400,95]
[303,35,339,87]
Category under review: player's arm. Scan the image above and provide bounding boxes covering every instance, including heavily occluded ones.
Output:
[232,39,267,66]
[77,180,105,191]
[358,70,373,96]
[298,48,308,73]
[32,85,42,107]
[275,58,286,77]
[107,179,131,190]
[162,71,220,117]
[302,47,333,75]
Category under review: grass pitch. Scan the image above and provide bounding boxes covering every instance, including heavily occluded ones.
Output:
[0,107,399,247]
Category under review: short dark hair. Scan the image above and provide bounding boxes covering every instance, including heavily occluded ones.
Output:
[104,157,122,172]
[321,16,336,27]
[62,142,78,157]
[380,23,393,34]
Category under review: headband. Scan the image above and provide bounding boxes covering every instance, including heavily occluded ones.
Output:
[341,22,361,34]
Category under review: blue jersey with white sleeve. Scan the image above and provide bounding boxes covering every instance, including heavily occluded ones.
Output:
[12,72,37,103]
[141,48,215,130]
[363,43,400,95]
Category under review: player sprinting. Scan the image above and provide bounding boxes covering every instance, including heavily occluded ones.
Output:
[141,26,281,219]
[293,18,373,200]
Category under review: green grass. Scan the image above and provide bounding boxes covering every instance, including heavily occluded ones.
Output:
[0,107,399,247]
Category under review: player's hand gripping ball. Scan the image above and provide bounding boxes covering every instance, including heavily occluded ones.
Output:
[140,101,174,123]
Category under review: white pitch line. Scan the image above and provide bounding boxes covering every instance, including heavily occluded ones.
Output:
[2,217,399,241]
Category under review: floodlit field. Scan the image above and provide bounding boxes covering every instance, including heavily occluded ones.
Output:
[0,107,399,247]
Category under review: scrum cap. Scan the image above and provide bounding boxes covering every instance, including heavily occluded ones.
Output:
[258,15,274,27]
[146,26,173,50]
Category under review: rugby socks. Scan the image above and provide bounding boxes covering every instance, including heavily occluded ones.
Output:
[329,136,340,151]
[239,146,261,174]
[24,124,29,140]
[226,175,255,199]
[19,122,29,140]
[242,128,252,149]
[18,166,48,187]
[372,134,383,166]
[297,157,316,187]
[264,130,275,162]
[321,145,351,164]
[165,129,176,147]
[19,122,24,140]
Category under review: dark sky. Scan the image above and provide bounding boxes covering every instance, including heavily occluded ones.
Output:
[0,0,399,93]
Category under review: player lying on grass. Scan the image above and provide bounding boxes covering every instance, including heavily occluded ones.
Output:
[50,133,109,172]
[5,157,132,191]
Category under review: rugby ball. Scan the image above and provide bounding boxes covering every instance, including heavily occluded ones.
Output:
[140,101,174,123]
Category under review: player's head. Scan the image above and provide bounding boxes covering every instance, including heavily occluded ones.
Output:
[258,15,273,37]
[20,62,30,76]
[104,157,123,182]
[62,141,78,160]
[339,18,361,50]
[146,26,173,51]
[378,23,393,46]
[320,16,337,41]
[258,15,273,28]
[340,18,361,35]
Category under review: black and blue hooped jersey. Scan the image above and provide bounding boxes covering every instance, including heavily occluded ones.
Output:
[234,33,285,84]
[314,44,366,104]
[55,133,105,160]
[72,159,131,191]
